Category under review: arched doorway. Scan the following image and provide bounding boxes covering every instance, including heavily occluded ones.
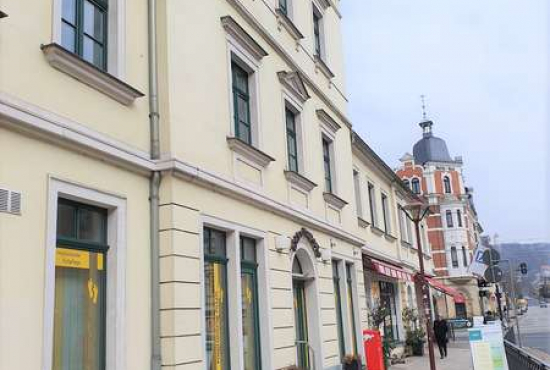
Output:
[291,246,322,370]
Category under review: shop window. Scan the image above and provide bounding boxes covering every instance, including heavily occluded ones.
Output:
[240,236,262,370]
[455,303,467,319]
[346,264,358,355]
[332,261,345,360]
[379,281,398,341]
[53,199,107,370]
[204,227,230,370]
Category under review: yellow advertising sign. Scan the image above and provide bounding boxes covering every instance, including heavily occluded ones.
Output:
[55,248,103,270]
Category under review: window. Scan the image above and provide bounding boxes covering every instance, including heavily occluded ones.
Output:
[402,179,410,189]
[332,261,345,360]
[451,247,459,268]
[286,107,299,172]
[398,206,406,241]
[457,210,463,227]
[279,0,289,15]
[204,228,230,370]
[379,281,398,340]
[411,178,421,194]
[53,199,108,370]
[346,264,358,355]
[381,193,390,234]
[322,137,333,192]
[446,210,453,228]
[443,176,451,194]
[240,237,262,370]
[406,216,413,244]
[61,0,108,70]
[232,62,252,145]
[461,246,468,268]
[312,7,323,57]
[353,170,363,217]
[368,183,377,226]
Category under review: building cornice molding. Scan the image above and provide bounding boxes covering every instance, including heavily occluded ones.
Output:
[316,109,340,133]
[224,0,352,129]
[0,93,153,175]
[41,43,144,106]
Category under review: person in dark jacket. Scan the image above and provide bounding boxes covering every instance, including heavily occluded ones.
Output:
[433,315,449,359]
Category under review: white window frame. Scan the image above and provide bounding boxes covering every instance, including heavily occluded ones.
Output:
[278,0,294,19]
[381,192,391,234]
[51,0,126,77]
[311,1,326,60]
[320,131,337,194]
[226,38,263,149]
[367,181,377,227]
[43,177,127,370]
[199,216,273,370]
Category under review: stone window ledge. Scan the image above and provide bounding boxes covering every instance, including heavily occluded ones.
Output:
[275,9,304,41]
[384,233,398,242]
[370,225,385,236]
[358,217,370,229]
[284,170,317,193]
[227,137,275,168]
[323,192,347,210]
[41,43,144,106]
[314,55,335,79]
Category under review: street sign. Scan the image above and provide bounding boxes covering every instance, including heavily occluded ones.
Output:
[485,266,503,283]
[482,249,500,266]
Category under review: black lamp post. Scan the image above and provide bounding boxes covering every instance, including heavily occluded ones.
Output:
[402,198,437,370]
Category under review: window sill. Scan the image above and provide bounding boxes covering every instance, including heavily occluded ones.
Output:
[384,233,398,242]
[227,137,275,168]
[358,217,370,229]
[401,240,413,248]
[41,43,144,106]
[370,225,385,236]
[275,9,304,41]
[323,192,347,210]
[284,170,317,193]
[314,55,335,79]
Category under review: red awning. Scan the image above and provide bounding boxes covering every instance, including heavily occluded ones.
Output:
[364,257,413,282]
[424,275,466,303]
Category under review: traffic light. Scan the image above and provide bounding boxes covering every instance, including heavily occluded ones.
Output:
[519,262,528,275]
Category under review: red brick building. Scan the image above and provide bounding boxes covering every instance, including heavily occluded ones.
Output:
[396,119,483,318]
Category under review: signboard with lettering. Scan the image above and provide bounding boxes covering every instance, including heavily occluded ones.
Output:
[468,325,509,370]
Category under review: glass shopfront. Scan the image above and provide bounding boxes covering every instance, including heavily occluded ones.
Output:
[379,281,399,341]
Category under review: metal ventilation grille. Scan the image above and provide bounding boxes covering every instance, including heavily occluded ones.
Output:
[0,188,22,215]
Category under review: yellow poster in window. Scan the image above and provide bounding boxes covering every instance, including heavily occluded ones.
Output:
[213,264,222,370]
[55,248,103,270]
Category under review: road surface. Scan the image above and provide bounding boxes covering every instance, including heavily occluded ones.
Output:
[516,305,550,356]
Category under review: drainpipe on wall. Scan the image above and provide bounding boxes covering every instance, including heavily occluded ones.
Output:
[148,0,162,370]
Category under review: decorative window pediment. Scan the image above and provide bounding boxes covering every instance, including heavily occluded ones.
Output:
[323,192,348,210]
[221,16,268,61]
[278,71,310,104]
[290,227,322,258]
[317,109,341,134]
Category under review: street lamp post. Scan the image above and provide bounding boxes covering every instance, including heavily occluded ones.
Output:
[402,199,437,370]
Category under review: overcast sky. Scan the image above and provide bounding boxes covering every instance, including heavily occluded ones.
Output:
[341,0,550,243]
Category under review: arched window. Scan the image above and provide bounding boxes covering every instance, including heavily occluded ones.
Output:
[451,247,459,268]
[411,178,421,194]
[443,176,451,194]
[402,179,410,189]
[446,210,453,228]
[462,246,468,267]
[457,210,463,227]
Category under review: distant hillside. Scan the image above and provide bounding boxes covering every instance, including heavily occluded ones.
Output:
[497,243,550,298]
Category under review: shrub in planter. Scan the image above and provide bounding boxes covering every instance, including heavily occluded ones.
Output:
[405,328,426,356]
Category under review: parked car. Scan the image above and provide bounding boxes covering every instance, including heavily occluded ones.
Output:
[540,301,548,308]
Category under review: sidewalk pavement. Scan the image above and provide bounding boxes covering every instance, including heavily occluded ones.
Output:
[391,341,473,370]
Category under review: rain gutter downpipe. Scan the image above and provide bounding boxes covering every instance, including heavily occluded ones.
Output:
[148,0,161,370]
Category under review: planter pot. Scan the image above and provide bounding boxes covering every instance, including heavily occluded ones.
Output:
[411,342,425,356]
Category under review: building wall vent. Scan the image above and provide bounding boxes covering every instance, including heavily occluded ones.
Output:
[0,188,22,215]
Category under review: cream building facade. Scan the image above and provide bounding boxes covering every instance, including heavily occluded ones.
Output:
[1,1,439,370]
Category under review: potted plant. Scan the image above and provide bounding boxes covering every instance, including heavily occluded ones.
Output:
[369,303,394,368]
[405,327,426,356]
[342,354,362,370]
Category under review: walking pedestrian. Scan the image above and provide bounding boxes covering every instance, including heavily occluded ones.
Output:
[433,315,449,359]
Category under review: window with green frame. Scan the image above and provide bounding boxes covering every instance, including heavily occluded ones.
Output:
[232,62,252,145]
[53,199,108,370]
[322,137,333,192]
[346,264,358,355]
[279,0,288,15]
[240,236,262,370]
[204,228,230,370]
[312,9,322,57]
[332,261,346,360]
[285,107,299,173]
[61,0,108,70]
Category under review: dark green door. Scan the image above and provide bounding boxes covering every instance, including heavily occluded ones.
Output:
[293,279,309,369]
